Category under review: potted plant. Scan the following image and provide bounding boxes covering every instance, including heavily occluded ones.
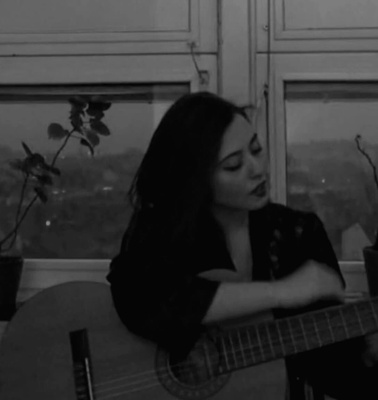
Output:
[0,96,111,319]
[355,134,378,296]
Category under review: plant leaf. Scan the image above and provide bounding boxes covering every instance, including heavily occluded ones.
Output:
[86,107,105,120]
[34,187,48,203]
[84,129,100,147]
[86,101,111,116]
[80,138,95,156]
[89,96,112,111]
[21,142,33,156]
[68,96,87,110]
[43,164,61,176]
[23,153,46,174]
[69,112,83,131]
[36,173,53,186]
[47,123,69,140]
[90,120,111,136]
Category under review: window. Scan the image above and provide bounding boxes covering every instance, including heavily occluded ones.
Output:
[0,83,189,259]
[286,82,378,261]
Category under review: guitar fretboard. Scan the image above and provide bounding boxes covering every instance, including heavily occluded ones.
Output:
[214,298,378,374]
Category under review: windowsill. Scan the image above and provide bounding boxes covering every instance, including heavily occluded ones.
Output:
[16,258,369,302]
[0,259,369,346]
[18,258,110,304]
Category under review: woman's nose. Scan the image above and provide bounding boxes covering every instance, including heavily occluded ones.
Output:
[247,154,266,178]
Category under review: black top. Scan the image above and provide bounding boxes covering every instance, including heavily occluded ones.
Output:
[108,202,378,399]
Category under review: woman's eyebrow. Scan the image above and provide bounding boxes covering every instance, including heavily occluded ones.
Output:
[219,133,258,164]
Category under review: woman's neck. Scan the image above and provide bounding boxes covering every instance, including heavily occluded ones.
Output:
[211,206,249,234]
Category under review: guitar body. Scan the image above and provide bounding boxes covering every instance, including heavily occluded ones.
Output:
[0,282,286,400]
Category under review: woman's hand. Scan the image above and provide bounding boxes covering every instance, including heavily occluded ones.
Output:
[272,260,345,309]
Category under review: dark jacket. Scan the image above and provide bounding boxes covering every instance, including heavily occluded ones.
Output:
[108,202,377,399]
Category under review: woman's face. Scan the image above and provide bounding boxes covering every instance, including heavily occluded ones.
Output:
[211,114,269,211]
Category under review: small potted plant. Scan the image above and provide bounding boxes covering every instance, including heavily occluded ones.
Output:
[355,134,378,296]
[0,96,111,318]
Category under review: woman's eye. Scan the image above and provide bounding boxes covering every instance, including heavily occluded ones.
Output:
[224,162,242,171]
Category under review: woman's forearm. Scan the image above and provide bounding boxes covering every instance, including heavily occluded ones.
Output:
[202,261,345,324]
[203,281,277,323]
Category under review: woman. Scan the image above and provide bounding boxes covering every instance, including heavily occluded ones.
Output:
[108,91,378,399]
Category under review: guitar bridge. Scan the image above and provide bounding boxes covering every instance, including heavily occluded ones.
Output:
[70,329,95,400]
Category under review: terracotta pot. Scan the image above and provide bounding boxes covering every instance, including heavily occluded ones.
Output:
[0,256,23,320]
[363,246,378,296]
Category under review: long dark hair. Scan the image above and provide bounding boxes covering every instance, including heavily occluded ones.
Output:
[124,91,250,256]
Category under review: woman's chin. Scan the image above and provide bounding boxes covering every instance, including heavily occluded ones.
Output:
[247,194,270,210]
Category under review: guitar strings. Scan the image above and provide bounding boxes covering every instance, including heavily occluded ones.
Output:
[89,290,370,394]
[96,303,373,387]
[94,313,372,392]
[89,317,372,399]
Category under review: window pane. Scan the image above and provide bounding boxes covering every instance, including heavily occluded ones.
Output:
[0,84,188,259]
[286,82,378,261]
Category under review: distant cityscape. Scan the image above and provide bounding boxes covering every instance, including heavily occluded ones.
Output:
[287,139,378,260]
[1,139,378,260]
[0,145,143,259]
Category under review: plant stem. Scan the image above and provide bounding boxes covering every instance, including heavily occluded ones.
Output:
[0,128,76,254]
[15,174,29,230]
[1,195,38,253]
[355,135,378,193]
[51,129,75,167]
[2,174,31,252]
[355,135,378,248]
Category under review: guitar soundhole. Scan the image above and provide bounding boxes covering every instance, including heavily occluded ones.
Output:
[155,337,230,400]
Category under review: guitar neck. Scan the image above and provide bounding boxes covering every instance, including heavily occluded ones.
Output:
[214,297,378,374]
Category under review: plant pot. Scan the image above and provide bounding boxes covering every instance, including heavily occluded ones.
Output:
[0,256,23,320]
[363,246,378,296]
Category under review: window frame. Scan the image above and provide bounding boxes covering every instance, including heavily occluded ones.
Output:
[0,0,218,56]
[0,54,218,301]
[261,53,378,286]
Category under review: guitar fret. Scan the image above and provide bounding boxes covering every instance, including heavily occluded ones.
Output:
[313,315,322,346]
[359,302,377,332]
[277,319,295,355]
[352,303,365,335]
[248,326,264,364]
[316,311,334,346]
[338,309,349,339]
[287,319,298,353]
[227,333,237,369]
[288,317,307,353]
[265,324,275,358]
[299,318,309,350]
[328,308,347,341]
[342,304,364,337]
[220,336,231,371]
[237,330,248,367]
[240,328,254,365]
[257,325,271,360]
[255,326,265,362]
[268,322,285,358]
[246,329,256,364]
[325,311,335,342]
[276,321,286,356]
[202,340,213,377]
[301,314,320,349]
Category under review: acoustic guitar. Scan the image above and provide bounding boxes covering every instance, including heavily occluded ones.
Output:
[0,281,376,400]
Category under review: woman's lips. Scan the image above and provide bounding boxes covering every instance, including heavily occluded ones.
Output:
[250,180,267,196]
